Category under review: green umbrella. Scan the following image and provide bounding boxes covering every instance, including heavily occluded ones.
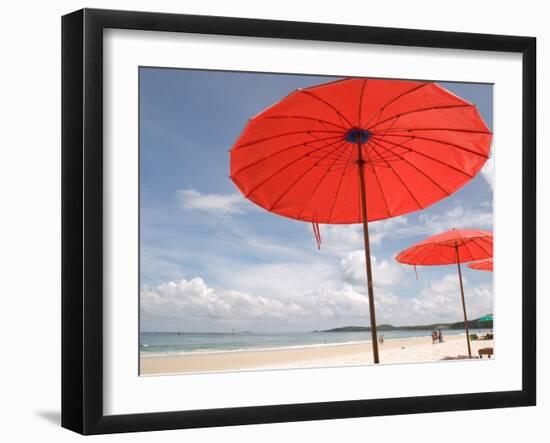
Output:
[478,314,493,322]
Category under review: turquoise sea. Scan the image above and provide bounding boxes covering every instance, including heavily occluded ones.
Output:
[140,329,492,356]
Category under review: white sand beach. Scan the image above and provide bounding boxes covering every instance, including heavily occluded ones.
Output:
[140,333,494,375]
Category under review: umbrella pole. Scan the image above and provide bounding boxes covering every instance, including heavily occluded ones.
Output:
[455,246,472,358]
[357,139,380,364]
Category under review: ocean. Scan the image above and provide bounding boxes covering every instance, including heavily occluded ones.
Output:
[140,329,492,356]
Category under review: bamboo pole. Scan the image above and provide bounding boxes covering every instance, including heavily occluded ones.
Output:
[455,245,472,358]
[357,137,380,364]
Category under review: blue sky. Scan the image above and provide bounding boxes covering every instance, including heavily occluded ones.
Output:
[139,68,493,333]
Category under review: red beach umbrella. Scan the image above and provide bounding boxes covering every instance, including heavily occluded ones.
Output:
[468,258,493,272]
[396,229,493,358]
[230,78,492,364]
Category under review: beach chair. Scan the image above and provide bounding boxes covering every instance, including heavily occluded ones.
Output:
[478,347,493,358]
[479,332,494,340]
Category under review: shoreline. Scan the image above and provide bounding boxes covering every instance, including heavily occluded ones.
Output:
[140,334,495,375]
[140,329,492,358]
[140,334,449,358]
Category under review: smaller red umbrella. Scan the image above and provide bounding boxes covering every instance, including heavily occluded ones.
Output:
[396,229,493,358]
[468,258,493,272]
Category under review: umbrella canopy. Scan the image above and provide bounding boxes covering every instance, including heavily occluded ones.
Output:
[468,258,494,272]
[231,78,491,223]
[396,229,493,358]
[230,78,492,364]
[395,229,493,266]
[478,314,494,322]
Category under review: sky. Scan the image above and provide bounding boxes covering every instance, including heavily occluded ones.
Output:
[139,68,494,333]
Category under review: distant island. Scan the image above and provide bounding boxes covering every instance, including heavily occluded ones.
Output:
[316,316,493,333]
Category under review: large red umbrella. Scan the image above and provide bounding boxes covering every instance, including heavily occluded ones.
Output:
[468,258,493,271]
[396,229,493,358]
[230,78,492,363]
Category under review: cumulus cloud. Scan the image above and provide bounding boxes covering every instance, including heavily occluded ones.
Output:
[480,157,494,190]
[320,225,363,255]
[341,251,403,287]
[141,270,493,331]
[141,276,373,331]
[317,216,408,256]
[369,217,408,244]
[297,204,492,263]
[391,274,493,325]
[417,206,492,234]
[316,205,493,256]
[141,277,291,330]
[337,270,492,326]
[216,261,338,300]
[177,188,250,215]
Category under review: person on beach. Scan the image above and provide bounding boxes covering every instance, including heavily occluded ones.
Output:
[438,329,444,343]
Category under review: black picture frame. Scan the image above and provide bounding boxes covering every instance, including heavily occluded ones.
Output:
[62,8,537,435]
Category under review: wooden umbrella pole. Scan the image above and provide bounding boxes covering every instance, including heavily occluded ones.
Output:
[455,245,472,358]
[357,138,380,364]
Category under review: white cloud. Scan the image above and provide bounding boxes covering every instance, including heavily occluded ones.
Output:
[480,157,494,190]
[415,274,493,321]
[416,206,492,234]
[369,217,408,244]
[141,269,492,331]
[141,276,372,331]
[320,225,363,255]
[341,251,403,287]
[215,260,339,300]
[141,277,290,326]
[140,247,186,284]
[235,228,307,259]
[391,274,493,325]
[316,216,408,256]
[317,205,493,256]
[177,188,251,215]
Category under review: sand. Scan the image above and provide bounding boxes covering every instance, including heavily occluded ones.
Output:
[140,334,495,375]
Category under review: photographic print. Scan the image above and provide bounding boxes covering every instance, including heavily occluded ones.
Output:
[138,68,494,376]
[61,10,536,433]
